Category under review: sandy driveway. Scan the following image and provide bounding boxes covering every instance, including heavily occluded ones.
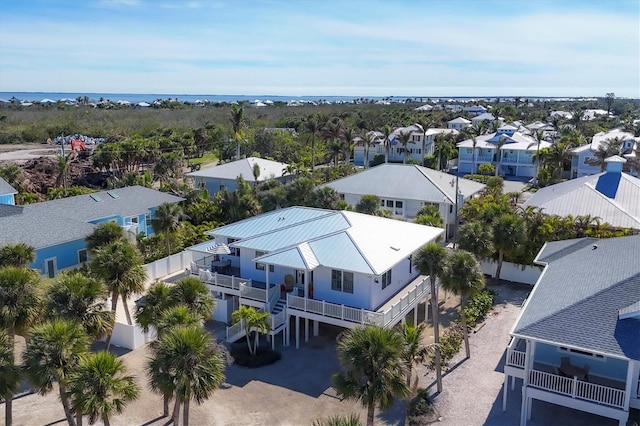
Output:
[0,143,58,162]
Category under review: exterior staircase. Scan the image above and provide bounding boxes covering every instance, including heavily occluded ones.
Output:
[225,298,288,343]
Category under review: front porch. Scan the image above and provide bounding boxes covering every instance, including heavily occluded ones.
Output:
[504,338,637,425]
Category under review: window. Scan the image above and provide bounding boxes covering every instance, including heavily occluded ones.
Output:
[331,270,354,293]
[380,199,385,206]
[219,184,225,191]
[255,251,267,271]
[408,255,412,272]
[78,249,88,264]
[559,346,605,360]
[228,238,240,257]
[381,270,392,289]
[145,212,151,223]
[386,200,393,207]
[395,201,403,208]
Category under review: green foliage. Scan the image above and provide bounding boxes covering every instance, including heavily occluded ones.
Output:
[355,194,380,215]
[229,344,281,368]
[463,289,496,327]
[0,243,35,268]
[313,414,362,426]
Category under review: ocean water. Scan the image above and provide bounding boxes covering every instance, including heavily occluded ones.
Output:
[0,92,391,104]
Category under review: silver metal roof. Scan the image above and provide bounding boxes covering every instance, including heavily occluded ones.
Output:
[0,177,17,196]
[320,164,485,204]
[186,157,290,182]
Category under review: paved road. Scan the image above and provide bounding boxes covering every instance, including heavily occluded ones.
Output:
[0,147,58,161]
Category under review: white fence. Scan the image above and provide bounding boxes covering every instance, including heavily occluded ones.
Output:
[480,259,543,285]
[143,251,193,285]
[109,322,150,349]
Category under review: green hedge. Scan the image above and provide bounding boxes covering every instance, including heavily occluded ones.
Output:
[428,289,495,369]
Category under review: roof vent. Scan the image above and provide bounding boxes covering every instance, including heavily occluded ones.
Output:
[592,244,598,250]
[107,191,119,199]
[90,194,102,202]
[390,246,400,251]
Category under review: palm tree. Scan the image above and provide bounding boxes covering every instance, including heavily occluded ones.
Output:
[397,129,413,164]
[305,115,323,171]
[229,104,245,160]
[433,133,456,171]
[332,325,409,426]
[440,251,485,359]
[47,271,115,341]
[155,305,202,337]
[169,276,215,321]
[0,266,42,426]
[66,351,139,426]
[457,222,494,259]
[0,330,20,426]
[464,123,488,174]
[134,281,173,334]
[342,128,356,165]
[23,319,90,426]
[85,222,126,254]
[494,135,509,176]
[151,202,185,255]
[491,213,527,284]
[414,242,446,393]
[398,322,428,388]
[147,326,226,426]
[527,130,545,185]
[380,126,392,163]
[90,239,146,349]
[359,131,378,169]
[231,305,271,356]
[413,120,432,165]
[0,243,35,267]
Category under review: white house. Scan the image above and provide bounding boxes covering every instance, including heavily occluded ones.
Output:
[320,163,485,239]
[456,126,551,177]
[570,129,638,178]
[524,156,640,230]
[186,157,293,194]
[448,117,472,131]
[471,112,502,127]
[186,207,444,348]
[503,235,640,426]
[386,126,458,164]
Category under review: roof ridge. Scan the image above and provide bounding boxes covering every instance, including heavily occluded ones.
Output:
[414,165,453,203]
[343,229,376,275]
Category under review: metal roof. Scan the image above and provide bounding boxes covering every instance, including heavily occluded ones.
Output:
[0,177,17,196]
[320,164,485,204]
[523,171,640,229]
[186,157,290,182]
[211,207,444,275]
[513,235,640,360]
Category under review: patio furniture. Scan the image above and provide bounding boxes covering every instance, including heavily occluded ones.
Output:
[211,259,231,274]
[560,357,588,380]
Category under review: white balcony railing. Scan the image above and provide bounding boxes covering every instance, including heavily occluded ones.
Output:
[240,283,266,302]
[507,349,526,368]
[287,294,383,326]
[529,370,625,409]
[287,276,430,328]
[199,269,250,292]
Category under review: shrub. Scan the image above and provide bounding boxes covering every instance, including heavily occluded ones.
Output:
[230,344,281,368]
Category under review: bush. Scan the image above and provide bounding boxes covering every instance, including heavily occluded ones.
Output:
[230,344,281,368]
[427,289,495,369]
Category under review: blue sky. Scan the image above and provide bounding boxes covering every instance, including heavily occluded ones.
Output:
[0,0,638,97]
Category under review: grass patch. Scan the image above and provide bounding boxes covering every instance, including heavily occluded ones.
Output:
[188,151,218,167]
[230,344,281,368]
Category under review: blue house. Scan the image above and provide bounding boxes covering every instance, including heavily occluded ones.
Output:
[503,235,640,425]
[0,177,17,205]
[0,186,184,278]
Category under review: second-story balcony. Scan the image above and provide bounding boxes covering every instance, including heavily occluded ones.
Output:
[287,275,431,329]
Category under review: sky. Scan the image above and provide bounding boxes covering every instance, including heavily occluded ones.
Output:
[0,0,639,98]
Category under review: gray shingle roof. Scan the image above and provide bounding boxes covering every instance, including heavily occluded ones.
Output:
[320,164,486,204]
[513,235,640,360]
[0,186,184,249]
[0,177,17,196]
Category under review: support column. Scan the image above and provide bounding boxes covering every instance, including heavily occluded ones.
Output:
[520,340,531,426]
[502,375,508,411]
[295,316,300,349]
[305,318,309,342]
[313,320,319,336]
[413,305,418,326]
[265,268,270,304]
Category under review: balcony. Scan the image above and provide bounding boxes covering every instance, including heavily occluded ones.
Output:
[506,339,627,410]
[287,275,431,329]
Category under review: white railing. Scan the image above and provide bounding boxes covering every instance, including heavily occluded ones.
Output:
[529,370,625,409]
[240,283,267,302]
[287,294,383,325]
[507,349,526,368]
[286,277,429,327]
[267,285,280,311]
[226,320,245,341]
[270,310,286,331]
[380,277,430,326]
[199,270,250,292]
